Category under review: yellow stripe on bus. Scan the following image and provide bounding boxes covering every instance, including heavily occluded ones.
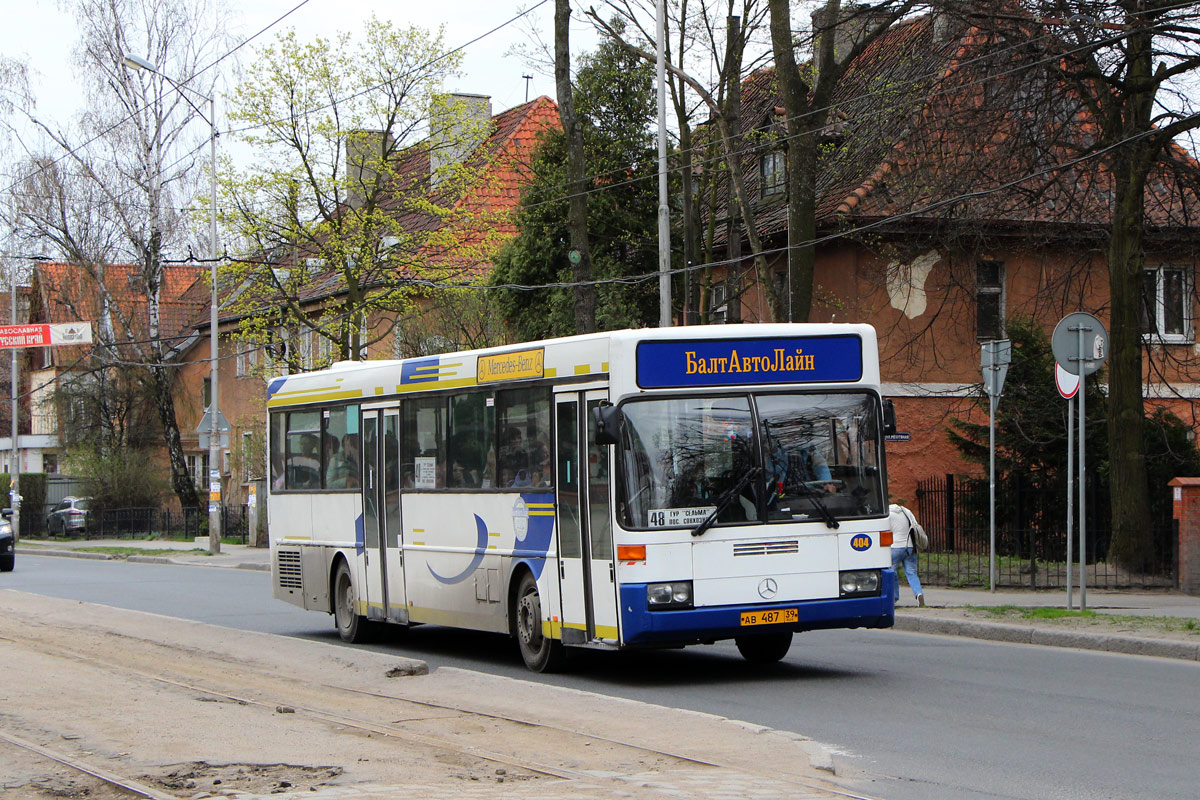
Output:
[267,388,365,408]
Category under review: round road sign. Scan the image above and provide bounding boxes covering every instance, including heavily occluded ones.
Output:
[1051,312,1108,376]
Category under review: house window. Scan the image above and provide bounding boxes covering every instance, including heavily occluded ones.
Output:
[710,282,729,324]
[187,453,209,488]
[202,377,212,409]
[976,260,1005,340]
[1142,266,1191,342]
[760,151,786,197]
[236,343,260,377]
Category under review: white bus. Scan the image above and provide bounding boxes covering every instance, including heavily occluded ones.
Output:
[267,324,897,671]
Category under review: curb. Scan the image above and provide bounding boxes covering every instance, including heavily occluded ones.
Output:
[894,613,1200,661]
[15,547,113,561]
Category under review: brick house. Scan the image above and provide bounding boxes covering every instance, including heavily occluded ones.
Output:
[24,262,204,484]
[700,10,1200,506]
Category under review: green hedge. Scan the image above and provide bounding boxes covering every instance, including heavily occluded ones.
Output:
[0,471,46,514]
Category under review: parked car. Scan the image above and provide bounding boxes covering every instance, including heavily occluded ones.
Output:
[46,496,92,536]
[1,508,14,571]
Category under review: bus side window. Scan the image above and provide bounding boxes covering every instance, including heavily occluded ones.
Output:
[496,387,552,489]
[449,392,493,488]
[401,397,446,489]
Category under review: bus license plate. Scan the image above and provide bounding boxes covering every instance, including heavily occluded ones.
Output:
[740,608,798,626]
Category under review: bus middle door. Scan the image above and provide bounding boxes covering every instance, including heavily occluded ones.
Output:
[554,390,618,644]
[362,408,408,623]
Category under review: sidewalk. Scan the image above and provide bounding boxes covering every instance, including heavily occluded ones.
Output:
[17,536,271,571]
[17,537,1200,660]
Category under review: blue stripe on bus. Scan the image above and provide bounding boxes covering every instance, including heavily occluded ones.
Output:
[401,356,442,384]
[617,570,896,646]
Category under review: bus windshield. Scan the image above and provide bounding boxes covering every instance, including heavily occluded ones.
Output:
[618,392,885,530]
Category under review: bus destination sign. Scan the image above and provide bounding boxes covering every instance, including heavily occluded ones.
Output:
[635,335,863,389]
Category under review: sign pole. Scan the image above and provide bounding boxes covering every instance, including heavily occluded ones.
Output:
[1056,362,1079,609]
[9,264,18,539]
[989,391,997,592]
[1076,325,1087,611]
[981,339,1009,593]
[1052,314,1106,611]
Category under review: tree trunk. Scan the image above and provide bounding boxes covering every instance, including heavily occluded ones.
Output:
[150,362,201,508]
[769,0,818,322]
[555,0,597,334]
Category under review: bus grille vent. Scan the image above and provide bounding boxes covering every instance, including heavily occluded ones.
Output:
[277,549,303,590]
[733,540,799,557]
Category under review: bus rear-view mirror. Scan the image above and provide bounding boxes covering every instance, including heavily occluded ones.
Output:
[592,403,621,446]
[882,399,897,437]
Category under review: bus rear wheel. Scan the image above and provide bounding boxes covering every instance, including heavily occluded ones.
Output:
[333,561,371,643]
[735,631,793,663]
[514,572,565,672]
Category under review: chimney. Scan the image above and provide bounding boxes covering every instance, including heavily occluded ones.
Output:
[429,93,493,187]
[810,3,890,76]
[343,129,395,210]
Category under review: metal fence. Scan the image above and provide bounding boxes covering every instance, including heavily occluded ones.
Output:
[46,505,250,544]
[915,474,1176,589]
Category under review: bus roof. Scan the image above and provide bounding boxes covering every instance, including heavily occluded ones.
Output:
[265,323,881,409]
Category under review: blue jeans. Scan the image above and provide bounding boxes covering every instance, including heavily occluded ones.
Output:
[891,546,924,600]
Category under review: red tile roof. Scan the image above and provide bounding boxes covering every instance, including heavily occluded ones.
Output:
[30,261,205,363]
[711,13,1200,242]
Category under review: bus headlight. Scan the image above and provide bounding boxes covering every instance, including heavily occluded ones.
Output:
[839,569,880,597]
[647,581,693,610]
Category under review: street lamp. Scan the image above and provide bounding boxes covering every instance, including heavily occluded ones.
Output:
[122,53,222,554]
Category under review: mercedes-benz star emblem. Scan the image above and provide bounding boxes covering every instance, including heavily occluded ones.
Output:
[758,578,778,599]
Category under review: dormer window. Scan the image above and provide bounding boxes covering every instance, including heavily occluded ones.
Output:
[760,151,786,198]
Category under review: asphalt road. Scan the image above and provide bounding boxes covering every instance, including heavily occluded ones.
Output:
[5,555,1199,800]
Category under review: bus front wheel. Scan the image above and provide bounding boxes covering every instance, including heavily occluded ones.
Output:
[514,572,565,672]
[735,631,793,663]
[333,561,370,643]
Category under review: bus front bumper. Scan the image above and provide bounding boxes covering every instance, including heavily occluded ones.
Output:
[617,569,896,647]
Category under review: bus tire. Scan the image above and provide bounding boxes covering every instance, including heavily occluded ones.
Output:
[514,572,565,672]
[333,561,371,644]
[735,631,793,663]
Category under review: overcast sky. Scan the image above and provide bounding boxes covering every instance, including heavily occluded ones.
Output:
[1,0,588,154]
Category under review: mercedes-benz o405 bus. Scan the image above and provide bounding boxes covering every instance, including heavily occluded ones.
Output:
[267,324,898,671]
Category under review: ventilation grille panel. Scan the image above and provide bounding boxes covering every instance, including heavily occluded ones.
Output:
[733,540,800,557]
[277,549,303,589]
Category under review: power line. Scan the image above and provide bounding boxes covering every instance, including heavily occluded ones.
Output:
[0,0,315,198]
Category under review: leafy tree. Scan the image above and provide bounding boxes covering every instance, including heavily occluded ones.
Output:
[491,35,660,339]
[69,447,171,511]
[220,18,497,363]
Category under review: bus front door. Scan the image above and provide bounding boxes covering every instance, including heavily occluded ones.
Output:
[362,409,407,624]
[554,391,618,644]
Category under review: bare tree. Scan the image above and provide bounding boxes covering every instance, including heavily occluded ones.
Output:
[955,1,1200,571]
[591,0,787,320]
[12,0,230,510]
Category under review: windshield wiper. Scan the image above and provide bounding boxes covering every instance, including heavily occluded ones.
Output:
[791,484,840,530]
[691,466,761,538]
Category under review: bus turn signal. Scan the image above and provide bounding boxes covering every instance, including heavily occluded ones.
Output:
[617,544,646,561]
